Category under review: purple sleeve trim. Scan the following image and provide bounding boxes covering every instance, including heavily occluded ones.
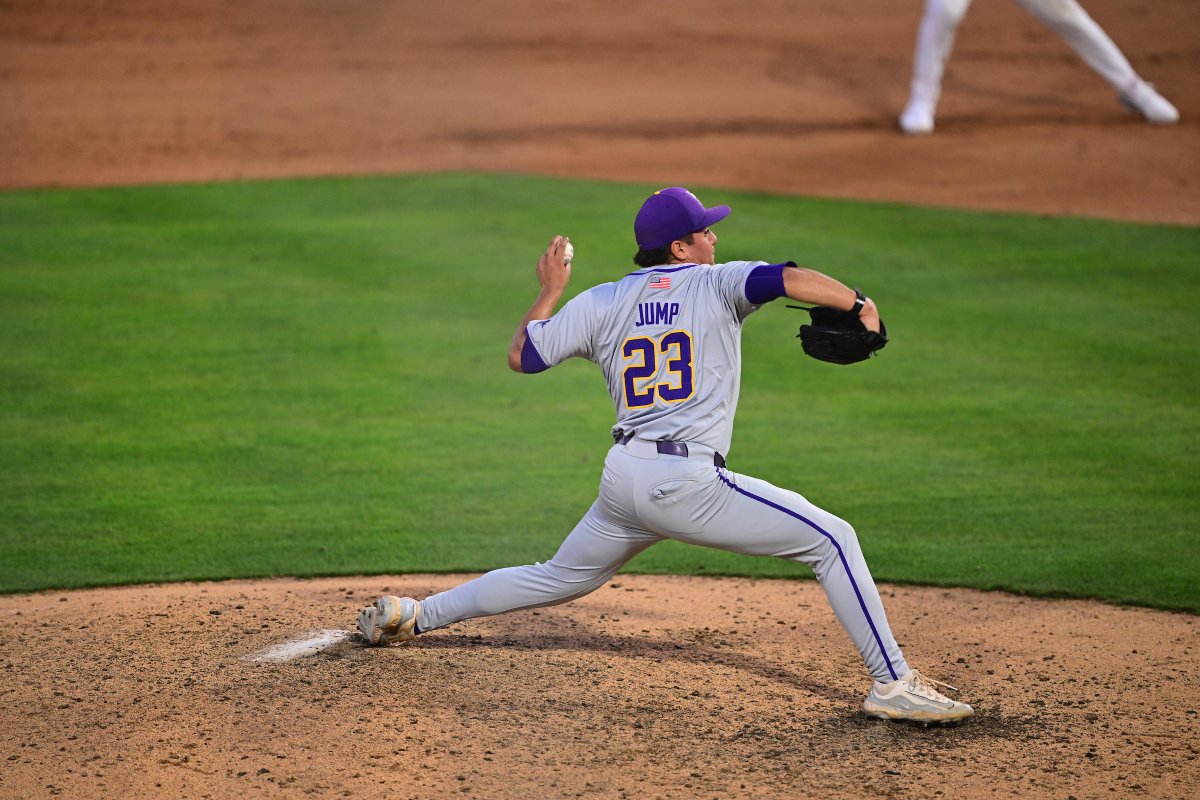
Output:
[744,262,793,305]
[520,334,549,374]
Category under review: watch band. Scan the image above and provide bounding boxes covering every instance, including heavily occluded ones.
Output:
[849,288,866,316]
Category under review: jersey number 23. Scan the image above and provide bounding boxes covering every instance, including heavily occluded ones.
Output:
[622,331,694,408]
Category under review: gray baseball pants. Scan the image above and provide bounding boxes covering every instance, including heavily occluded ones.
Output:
[420,436,910,683]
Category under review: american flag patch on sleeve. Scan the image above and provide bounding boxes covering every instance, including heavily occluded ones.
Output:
[649,275,671,290]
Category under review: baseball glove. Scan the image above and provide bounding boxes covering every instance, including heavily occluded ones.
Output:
[790,304,888,365]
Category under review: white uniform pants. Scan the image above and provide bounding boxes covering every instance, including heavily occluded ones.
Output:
[908,0,1140,106]
[420,438,910,684]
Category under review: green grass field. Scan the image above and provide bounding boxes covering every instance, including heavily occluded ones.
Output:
[1,173,1197,610]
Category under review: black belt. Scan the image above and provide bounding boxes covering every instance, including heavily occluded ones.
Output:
[615,432,726,468]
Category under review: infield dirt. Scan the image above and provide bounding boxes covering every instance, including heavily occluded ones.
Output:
[1,2,1198,798]
[3,575,1199,799]
[2,0,1198,223]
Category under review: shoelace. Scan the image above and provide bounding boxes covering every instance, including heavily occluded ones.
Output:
[907,670,959,701]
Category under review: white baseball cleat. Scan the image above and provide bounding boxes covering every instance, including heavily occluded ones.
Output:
[1119,80,1180,125]
[863,669,974,725]
[357,595,422,645]
[898,99,935,135]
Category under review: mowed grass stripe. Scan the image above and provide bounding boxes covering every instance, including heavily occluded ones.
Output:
[1,174,1197,610]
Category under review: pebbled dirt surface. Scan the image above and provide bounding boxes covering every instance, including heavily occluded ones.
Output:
[2,2,1199,798]
[1,0,1197,223]
[2,575,1198,799]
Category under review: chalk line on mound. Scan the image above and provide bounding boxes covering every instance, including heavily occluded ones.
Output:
[244,629,352,663]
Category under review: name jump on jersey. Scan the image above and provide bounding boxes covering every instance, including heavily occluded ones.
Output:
[635,302,681,328]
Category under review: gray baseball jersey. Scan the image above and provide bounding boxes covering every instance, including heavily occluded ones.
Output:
[522,260,787,455]
[418,258,910,685]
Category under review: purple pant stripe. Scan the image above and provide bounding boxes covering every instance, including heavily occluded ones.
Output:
[715,469,899,681]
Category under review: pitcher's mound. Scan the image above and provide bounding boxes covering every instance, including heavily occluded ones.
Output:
[2,574,1197,798]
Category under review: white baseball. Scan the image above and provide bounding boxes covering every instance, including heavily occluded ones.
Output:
[564,241,574,265]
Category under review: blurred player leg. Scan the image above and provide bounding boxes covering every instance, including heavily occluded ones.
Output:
[900,0,974,134]
[1014,0,1179,123]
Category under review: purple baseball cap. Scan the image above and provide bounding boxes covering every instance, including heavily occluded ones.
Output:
[634,187,731,250]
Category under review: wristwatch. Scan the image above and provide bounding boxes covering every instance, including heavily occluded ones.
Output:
[849,288,867,316]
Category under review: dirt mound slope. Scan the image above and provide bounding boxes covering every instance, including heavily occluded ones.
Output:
[3,575,1197,799]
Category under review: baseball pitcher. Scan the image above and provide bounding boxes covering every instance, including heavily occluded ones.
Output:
[358,187,973,724]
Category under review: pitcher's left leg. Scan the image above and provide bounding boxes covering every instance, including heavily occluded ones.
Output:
[672,467,909,684]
